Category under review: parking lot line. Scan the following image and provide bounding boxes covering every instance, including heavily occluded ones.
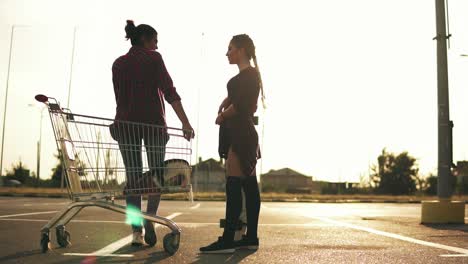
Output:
[439,254,468,257]
[23,202,68,206]
[0,218,334,227]
[0,218,48,222]
[0,211,58,218]
[311,216,468,255]
[189,203,201,209]
[62,253,134,258]
[64,212,182,257]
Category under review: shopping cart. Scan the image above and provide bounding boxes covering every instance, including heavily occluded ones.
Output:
[35,94,193,255]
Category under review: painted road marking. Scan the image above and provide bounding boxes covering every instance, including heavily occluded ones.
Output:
[23,202,68,206]
[0,218,48,222]
[61,253,133,257]
[64,212,182,258]
[440,254,468,257]
[0,198,29,203]
[0,218,333,227]
[311,216,468,255]
[176,222,333,228]
[190,203,201,209]
[0,211,58,218]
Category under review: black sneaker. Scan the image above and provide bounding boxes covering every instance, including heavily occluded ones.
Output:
[144,221,157,247]
[199,237,235,254]
[234,235,259,250]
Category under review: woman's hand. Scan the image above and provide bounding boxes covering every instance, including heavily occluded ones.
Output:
[215,113,225,125]
[218,103,224,114]
[182,122,195,141]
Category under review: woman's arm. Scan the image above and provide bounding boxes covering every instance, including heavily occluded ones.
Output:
[171,100,195,140]
[215,104,236,125]
[218,97,231,114]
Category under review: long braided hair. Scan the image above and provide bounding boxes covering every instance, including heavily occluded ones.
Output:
[231,34,266,109]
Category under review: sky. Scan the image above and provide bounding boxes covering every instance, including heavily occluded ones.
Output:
[0,0,468,183]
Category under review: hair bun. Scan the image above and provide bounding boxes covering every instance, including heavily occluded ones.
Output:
[125,20,137,40]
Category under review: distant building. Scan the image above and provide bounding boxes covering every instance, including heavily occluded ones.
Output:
[192,158,225,192]
[455,161,468,177]
[261,168,319,193]
[316,181,360,194]
[454,161,468,194]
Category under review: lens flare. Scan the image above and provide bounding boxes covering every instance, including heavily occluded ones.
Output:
[125,204,142,227]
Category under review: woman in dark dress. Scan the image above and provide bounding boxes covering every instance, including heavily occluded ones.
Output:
[200,34,265,253]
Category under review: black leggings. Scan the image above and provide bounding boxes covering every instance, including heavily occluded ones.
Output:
[223,176,261,242]
[117,125,168,232]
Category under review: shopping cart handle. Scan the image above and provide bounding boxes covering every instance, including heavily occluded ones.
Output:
[35,94,48,103]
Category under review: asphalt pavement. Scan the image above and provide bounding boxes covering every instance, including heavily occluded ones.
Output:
[0,197,467,264]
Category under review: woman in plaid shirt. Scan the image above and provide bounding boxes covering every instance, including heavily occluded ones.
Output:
[112,20,194,247]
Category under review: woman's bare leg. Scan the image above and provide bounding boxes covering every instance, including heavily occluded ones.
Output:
[226,147,243,177]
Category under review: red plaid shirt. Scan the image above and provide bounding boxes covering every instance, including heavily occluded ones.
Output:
[112,46,181,125]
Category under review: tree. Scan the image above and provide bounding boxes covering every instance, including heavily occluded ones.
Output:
[371,149,418,195]
[49,152,64,187]
[424,172,457,195]
[5,161,34,186]
[425,175,438,195]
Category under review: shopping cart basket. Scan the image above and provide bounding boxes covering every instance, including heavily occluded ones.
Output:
[35,94,193,255]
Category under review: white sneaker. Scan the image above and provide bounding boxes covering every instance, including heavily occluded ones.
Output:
[131,232,144,246]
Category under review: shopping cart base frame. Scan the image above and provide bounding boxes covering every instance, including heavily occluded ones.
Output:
[40,198,182,254]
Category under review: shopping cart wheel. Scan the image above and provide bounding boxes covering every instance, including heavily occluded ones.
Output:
[56,225,71,248]
[40,232,50,253]
[163,233,180,255]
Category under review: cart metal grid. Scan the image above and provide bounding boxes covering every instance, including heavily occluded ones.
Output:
[35,94,193,255]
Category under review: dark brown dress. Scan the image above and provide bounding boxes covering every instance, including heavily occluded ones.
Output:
[219,67,261,176]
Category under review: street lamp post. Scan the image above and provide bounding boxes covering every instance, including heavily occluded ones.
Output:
[0,25,30,185]
[28,104,46,187]
[67,26,77,108]
[421,0,465,224]
[435,0,452,200]
[0,26,16,185]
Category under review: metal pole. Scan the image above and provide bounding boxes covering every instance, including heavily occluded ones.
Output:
[36,141,40,186]
[193,32,204,193]
[36,107,45,186]
[67,26,77,108]
[0,26,15,184]
[435,0,452,199]
[259,106,265,192]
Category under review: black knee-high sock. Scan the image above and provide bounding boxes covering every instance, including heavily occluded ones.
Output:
[243,176,261,239]
[223,176,243,243]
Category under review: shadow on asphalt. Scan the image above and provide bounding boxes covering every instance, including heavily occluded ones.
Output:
[421,223,468,233]
[0,249,43,263]
[191,250,257,264]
